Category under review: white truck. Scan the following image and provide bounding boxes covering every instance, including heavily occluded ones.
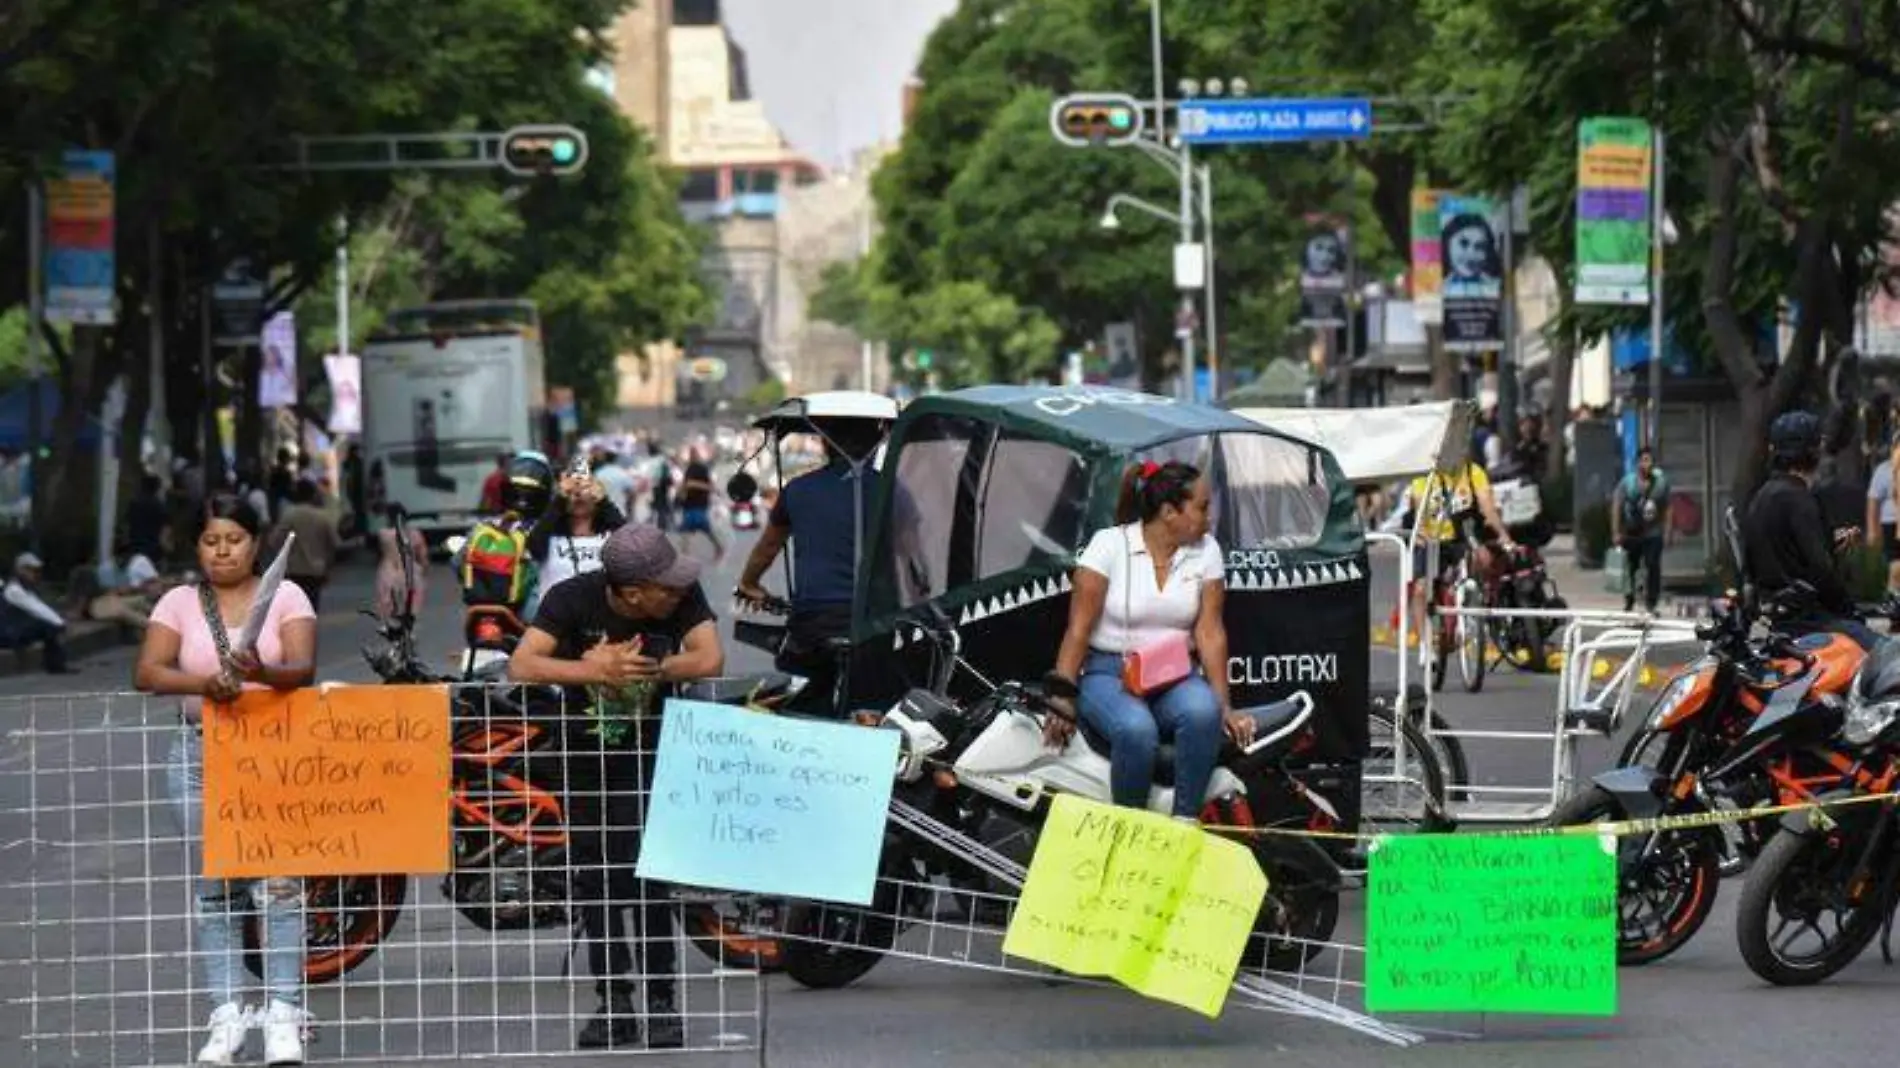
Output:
[361,300,547,542]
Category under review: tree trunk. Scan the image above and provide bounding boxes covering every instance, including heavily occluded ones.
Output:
[1428,325,1456,400]
[235,344,265,487]
[115,308,153,524]
[1545,323,1576,484]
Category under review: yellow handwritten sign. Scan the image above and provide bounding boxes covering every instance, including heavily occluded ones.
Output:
[1001,795,1266,1017]
[201,686,452,878]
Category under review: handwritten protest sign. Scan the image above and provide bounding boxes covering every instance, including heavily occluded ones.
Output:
[201,686,452,878]
[636,700,899,905]
[1001,795,1265,1018]
[1366,834,1616,1015]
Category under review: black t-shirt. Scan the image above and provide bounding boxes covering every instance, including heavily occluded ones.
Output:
[1743,474,1853,616]
[528,573,718,746]
[679,461,713,509]
[529,571,716,662]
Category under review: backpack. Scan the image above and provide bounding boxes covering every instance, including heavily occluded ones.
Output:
[460,520,532,608]
[1621,475,1663,538]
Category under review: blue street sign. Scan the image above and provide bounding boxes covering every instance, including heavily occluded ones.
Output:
[1177,98,1372,145]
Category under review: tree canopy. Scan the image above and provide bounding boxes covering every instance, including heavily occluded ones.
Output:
[843,0,1900,495]
[2,0,708,563]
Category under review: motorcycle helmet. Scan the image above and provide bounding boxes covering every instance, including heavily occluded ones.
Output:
[502,450,554,517]
[1768,410,1822,467]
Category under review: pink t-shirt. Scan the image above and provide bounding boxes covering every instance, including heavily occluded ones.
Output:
[149,582,318,685]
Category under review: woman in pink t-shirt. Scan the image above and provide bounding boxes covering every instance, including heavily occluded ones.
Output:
[135,493,317,1067]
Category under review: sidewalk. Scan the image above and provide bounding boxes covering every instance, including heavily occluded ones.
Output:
[2,619,138,679]
[1541,533,1705,619]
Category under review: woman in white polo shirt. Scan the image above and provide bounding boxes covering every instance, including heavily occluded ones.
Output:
[1046,460,1256,820]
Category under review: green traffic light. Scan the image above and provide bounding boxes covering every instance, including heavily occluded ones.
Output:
[551,139,577,164]
[1108,110,1133,131]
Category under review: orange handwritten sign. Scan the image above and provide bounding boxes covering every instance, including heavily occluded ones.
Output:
[201,686,452,878]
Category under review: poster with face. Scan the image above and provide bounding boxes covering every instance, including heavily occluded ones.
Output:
[323,354,361,435]
[1299,226,1349,327]
[258,311,298,409]
[1438,194,1504,353]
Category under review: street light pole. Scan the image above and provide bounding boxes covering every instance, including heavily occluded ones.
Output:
[1177,138,1197,401]
[1200,163,1218,395]
[1150,1,1166,145]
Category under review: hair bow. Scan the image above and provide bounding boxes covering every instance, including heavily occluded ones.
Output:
[1139,460,1161,480]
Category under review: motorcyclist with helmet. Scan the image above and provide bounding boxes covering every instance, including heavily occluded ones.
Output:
[1742,411,1882,650]
[451,450,554,629]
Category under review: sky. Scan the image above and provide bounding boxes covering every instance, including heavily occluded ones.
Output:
[720,0,958,168]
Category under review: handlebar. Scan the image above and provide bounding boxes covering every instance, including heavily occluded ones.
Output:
[733,590,792,617]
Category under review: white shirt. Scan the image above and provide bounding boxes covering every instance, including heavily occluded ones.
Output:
[3,579,65,629]
[594,463,637,515]
[1076,523,1224,654]
[125,553,159,588]
[537,532,607,595]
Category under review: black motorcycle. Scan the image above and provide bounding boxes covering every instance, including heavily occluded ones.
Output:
[1735,637,1900,986]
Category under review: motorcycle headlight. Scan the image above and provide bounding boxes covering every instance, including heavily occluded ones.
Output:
[1646,674,1697,731]
[1842,693,1900,747]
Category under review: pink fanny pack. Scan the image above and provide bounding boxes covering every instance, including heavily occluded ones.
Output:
[1122,631,1192,696]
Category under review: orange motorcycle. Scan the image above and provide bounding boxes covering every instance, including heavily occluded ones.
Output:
[1554,585,1885,966]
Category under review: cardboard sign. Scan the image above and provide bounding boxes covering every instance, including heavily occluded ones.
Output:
[1366,834,1617,1015]
[201,686,452,878]
[1002,795,1266,1018]
[636,700,900,905]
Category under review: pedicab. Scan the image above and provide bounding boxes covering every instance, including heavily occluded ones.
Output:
[841,384,1374,812]
[746,385,1463,1001]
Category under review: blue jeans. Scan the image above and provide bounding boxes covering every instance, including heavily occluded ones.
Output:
[1077,650,1223,818]
[167,729,304,1009]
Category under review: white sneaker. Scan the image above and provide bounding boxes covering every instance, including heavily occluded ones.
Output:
[262,999,307,1066]
[195,1002,249,1066]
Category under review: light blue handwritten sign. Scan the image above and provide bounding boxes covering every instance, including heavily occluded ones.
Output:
[636,700,900,905]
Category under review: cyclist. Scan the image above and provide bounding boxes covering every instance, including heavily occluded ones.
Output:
[1396,449,1515,673]
[737,419,888,717]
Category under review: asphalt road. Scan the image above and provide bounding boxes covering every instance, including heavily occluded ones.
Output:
[2,535,1896,1067]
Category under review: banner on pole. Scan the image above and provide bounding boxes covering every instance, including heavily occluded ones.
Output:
[1299,221,1349,328]
[1439,194,1504,353]
[1575,117,1654,306]
[324,354,363,435]
[259,311,298,409]
[1409,189,1443,325]
[43,150,117,325]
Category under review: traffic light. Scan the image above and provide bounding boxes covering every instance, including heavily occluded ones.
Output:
[499,125,589,177]
[1049,94,1145,148]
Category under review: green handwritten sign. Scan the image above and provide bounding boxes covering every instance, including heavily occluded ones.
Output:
[1001,795,1265,1018]
[1366,834,1616,1015]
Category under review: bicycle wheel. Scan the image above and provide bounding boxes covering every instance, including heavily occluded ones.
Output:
[1456,579,1487,693]
[1430,585,1454,693]
[1362,705,1452,832]
[1373,688,1471,804]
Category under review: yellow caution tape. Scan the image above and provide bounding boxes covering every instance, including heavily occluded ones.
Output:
[1199,789,1899,844]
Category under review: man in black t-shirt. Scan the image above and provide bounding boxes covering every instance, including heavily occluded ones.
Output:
[509,523,725,1050]
[673,452,724,563]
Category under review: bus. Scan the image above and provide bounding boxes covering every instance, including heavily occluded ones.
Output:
[361,300,548,541]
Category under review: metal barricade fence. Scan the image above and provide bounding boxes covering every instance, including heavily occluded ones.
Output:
[0,687,762,1067]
